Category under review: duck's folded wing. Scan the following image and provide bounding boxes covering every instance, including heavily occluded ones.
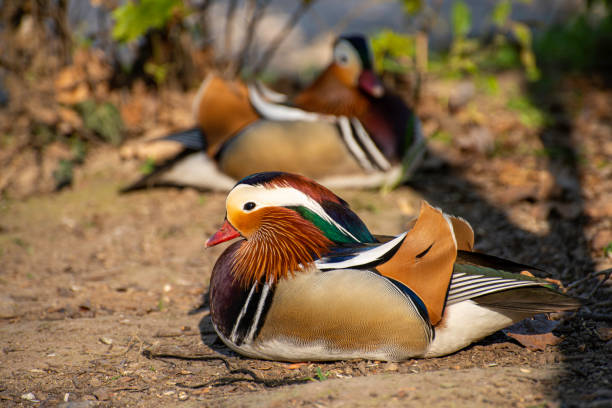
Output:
[448,262,580,311]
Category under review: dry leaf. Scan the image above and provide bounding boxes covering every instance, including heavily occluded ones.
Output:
[520,271,535,278]
[504,317,562,351]
[505,331,562,351]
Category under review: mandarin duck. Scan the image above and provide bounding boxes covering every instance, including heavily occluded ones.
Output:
[205,172,580,361]
[122,34,424,192]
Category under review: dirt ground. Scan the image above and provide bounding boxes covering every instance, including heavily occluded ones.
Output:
[1,76,612,407]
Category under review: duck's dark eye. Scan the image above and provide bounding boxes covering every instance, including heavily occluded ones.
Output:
[243,202,256,211]
[338,54,349,64]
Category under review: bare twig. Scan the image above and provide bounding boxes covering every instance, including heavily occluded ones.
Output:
[142,349,233,370]
[177,367,308,388]
[577,312,612,322]
[143,348,308,388]
[566,269,612,291]
[585,269,612,298]
[234,0,272,77]
[224,0,239,60]
[253,0,317,76]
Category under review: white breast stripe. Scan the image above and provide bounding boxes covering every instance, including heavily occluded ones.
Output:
[230,283,256,343]
[350,118,391,171]
[316,232,407,270]
[338,116,374,172]
[245,283,270,343]
[248,85,334,123]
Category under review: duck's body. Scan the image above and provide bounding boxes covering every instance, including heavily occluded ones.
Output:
[206,172,580,361]
[122,35,423,192]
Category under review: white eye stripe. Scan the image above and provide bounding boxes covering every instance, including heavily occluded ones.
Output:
[229,184,359,241]
[333,40,362,71]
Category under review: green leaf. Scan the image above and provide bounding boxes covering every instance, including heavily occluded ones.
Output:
[512,22,532,48]
[402,0,423,14]
[452,1,472,38]
[492,0,511,27]
[144,61,168,85]
[371,30,415,73]
[315,367,329,381]
[112,0,184,43]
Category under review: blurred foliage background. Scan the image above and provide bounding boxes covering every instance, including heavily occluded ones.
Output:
[0,0,611,197]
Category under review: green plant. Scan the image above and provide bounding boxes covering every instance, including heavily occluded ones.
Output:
[448,0,478,75]
[507,95,549,129]
[371,30,416,74]
[140,158,156,175]
[314,366,329,381]
[53,159,73,190]
[535,10,612,73]
[112,0,186,43]
[144,61,169,85]
[76,100,124,145]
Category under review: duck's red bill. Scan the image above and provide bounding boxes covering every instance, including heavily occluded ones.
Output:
[358,69,384,98]
[206,219,240,247]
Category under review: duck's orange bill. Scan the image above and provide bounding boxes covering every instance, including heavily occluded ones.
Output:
[358,69,384,98]
[206,219,241,247]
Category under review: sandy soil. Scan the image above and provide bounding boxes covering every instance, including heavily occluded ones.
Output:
[1,77,612,407]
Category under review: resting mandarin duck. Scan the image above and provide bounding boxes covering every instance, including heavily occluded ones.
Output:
[206,172,580,362]
[122,34,424,192]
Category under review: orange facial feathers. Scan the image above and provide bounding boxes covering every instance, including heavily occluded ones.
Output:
[377,202,457,325]
[231,207,332,288]
[294,65,369,118]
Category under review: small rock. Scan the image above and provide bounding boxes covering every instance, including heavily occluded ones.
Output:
[178,392,189,401]
[384,362,399,372]
[592,229,612,253]
[448,81,475,113]
[93,389,111,401]
[99,337,113,345]
[0,295,18,318]
[596,326,612,342]
[21,392,38,402]
[464,126,494,154]
[57,402,98,408]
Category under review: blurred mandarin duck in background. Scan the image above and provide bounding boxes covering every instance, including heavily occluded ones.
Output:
[121,34,424,192]
[206,172,580,361]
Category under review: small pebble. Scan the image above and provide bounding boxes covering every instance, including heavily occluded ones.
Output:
[384,362,399,372]
[163,390,175,396]
[520,368,531,373]
[99,337,113,345]
[178,392,189,401]
[21,392,38,402]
